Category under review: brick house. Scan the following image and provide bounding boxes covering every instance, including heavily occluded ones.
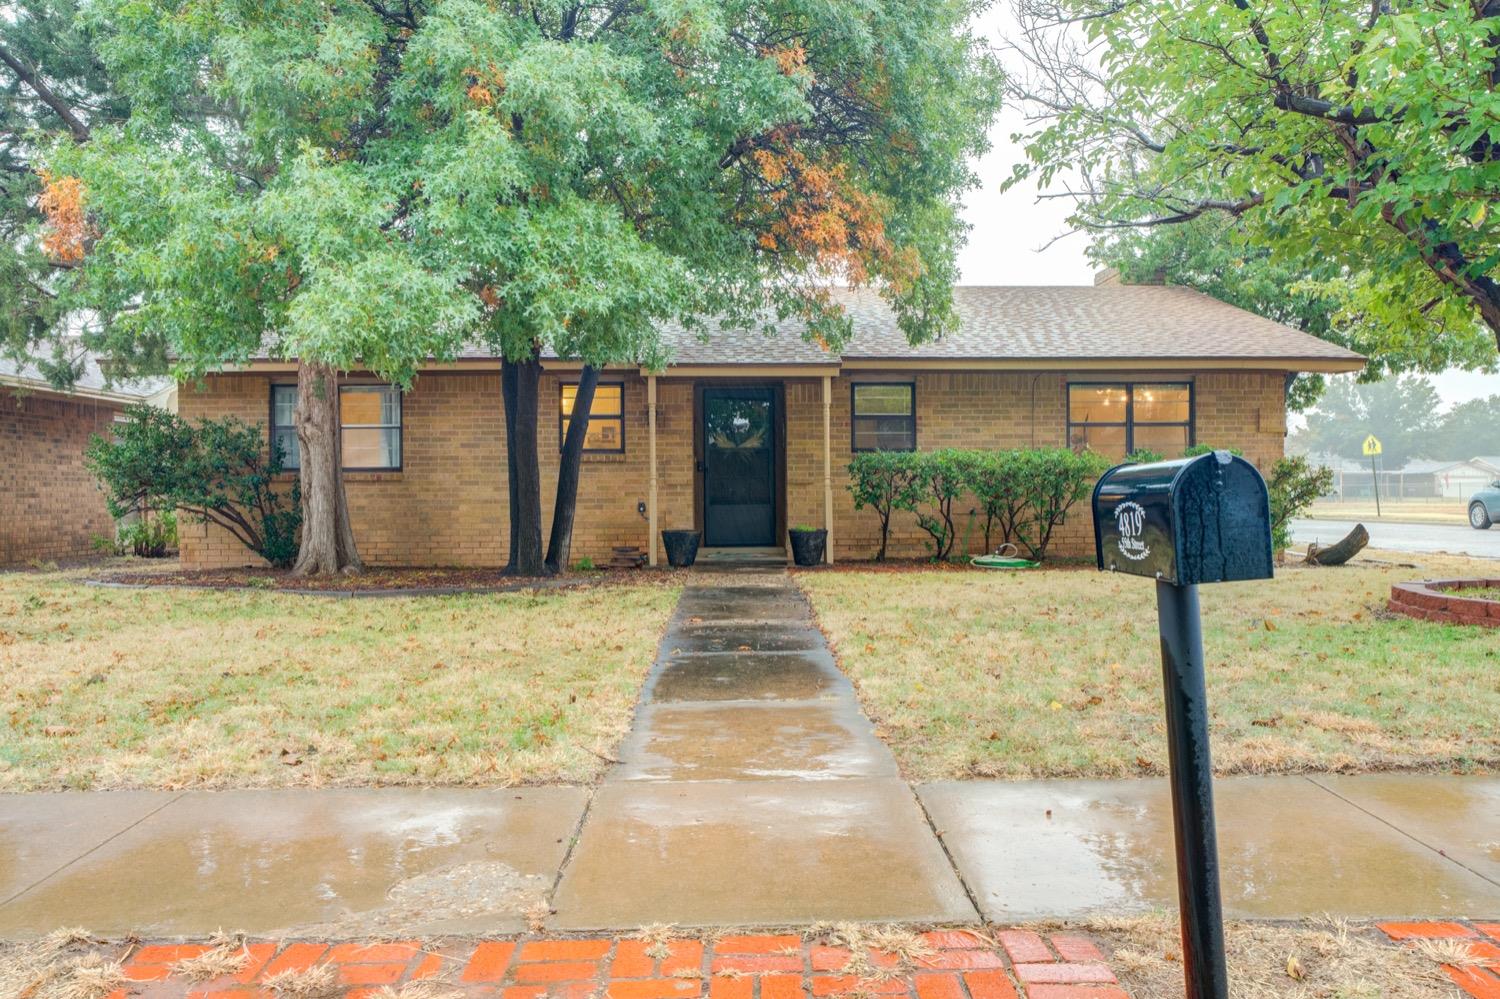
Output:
[177,280,1364,569]
[2,355,174,565]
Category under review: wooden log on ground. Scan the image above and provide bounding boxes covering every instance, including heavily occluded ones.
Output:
[1304,523,1370,566]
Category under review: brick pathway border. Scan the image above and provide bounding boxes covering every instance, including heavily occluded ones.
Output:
[1378,920,1500,996]
[108,929,1128,999]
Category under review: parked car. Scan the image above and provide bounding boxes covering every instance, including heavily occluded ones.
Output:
[1471,480,1500,529]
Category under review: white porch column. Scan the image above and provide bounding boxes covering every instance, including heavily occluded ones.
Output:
[647,374,659,566]
[822,374,834,564]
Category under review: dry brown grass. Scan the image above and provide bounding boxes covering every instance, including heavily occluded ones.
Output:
[803,923,936,981]
[798,551,1500,780]
[0,566,680,790]
[1074,914,1457,998]
[263,962,340,998]
[0,929,126,999]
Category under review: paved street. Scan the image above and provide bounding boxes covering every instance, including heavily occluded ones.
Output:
[1292,517,1500,559]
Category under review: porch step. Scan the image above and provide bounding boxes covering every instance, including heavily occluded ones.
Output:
[695,546,788,567]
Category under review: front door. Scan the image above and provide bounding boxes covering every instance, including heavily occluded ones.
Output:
[703,387,777,546]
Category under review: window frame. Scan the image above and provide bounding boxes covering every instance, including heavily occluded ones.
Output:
[339,384,403,472]
[560,380,626,454]
[1066,380,1194,457]
[267,382,404,473]
[850,381,917,453]
[268,383,301,471]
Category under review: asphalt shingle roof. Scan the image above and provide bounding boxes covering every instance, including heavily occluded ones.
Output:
[647,286,1363,365]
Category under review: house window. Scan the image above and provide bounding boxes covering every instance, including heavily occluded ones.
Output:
[340,385,402,469]
[851,383,916,451]
[561,382,625,452]
[1068,382,1192,459]
[270,384,300,469]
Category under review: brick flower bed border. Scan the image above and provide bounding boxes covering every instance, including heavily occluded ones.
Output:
[1388,578,1500,627]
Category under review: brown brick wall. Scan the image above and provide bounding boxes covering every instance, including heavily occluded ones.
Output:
[1,387,125,565]
[177,367,1291,568]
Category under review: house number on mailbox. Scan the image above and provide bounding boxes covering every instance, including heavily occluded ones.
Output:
[1114,501,1149,561]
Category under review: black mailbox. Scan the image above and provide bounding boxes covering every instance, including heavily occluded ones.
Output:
[1092,451,1273,586]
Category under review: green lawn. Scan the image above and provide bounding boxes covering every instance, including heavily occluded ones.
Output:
[798,552,1500,781]
[0,566,680,791]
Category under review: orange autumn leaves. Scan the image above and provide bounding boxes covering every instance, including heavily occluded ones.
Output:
[749,133,918,291]
[38,170,93,264]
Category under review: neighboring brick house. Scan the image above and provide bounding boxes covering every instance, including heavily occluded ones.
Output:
[177,279,1364,569]
[1,355,174,565]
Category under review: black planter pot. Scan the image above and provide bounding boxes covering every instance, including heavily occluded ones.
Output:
[788,528,827,566]
[661,530,701,568]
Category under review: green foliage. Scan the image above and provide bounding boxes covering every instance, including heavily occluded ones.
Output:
[1182,444,1244,458]
[1293,374,1500,464]
[85,405,301,567]
[1123,448,1163,465]
[847,451,925,562]
[109,511,177,558]
[1268,456,1334,553]
[1009,448,1110,561]
[962,450,1028,553]
[849,447,1109,562]
[572,556,595,572]
[0,1,140,386]
[43,0,1001,382]
[1292,375,1442,467]
[1010,0,1500,366]
[910,448,970,560]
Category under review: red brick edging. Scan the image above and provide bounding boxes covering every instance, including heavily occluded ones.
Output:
[1388,579,1500,627]
[1379,921,1500,996]
[110,929,1129,999]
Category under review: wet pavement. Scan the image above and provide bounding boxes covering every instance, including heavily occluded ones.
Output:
[920,775,1500,921]
[550,566,976,928]
[0,787,587,937]
[1291,517,1500,558]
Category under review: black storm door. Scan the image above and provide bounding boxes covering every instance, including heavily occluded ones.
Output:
[703,387,777,546]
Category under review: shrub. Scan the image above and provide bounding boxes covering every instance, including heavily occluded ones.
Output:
[1012,448,1110,560]
[86,405,302,568]
[1123,448,1163,464]
[1182,444,1244,457]
[964,450,1027,553]
[847,451,923,561]
[1267,454,1333,553]
[119,511,177,557]
[911,449,971,560]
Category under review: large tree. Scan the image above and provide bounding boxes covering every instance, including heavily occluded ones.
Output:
[1007,0,1500,364]
[0,0,135,383]
[1291,374,1443,467]
[49,0,1000,576]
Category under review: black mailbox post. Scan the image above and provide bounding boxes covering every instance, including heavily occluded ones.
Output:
[1092,451,1274,999]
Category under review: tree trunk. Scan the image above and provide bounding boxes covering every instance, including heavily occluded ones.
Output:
[546,364,599,573]
[1304,523,1370,566]
[292,360,363,576]
[502,355,547,576]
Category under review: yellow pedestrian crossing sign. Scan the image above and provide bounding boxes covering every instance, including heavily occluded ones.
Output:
[1362,434,1382,457]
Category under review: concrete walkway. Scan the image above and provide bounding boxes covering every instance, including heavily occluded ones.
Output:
[549,565,976,927]
[2,563,1498,938]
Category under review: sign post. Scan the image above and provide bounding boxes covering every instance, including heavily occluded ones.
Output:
[1363,435,1383,516]
[1092,452,1275,999]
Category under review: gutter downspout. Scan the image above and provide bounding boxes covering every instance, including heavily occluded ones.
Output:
[822,374,834,564]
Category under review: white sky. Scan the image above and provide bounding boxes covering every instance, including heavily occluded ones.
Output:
[955,14,1497,411]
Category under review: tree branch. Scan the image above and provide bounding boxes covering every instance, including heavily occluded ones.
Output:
[0,42,91,142]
